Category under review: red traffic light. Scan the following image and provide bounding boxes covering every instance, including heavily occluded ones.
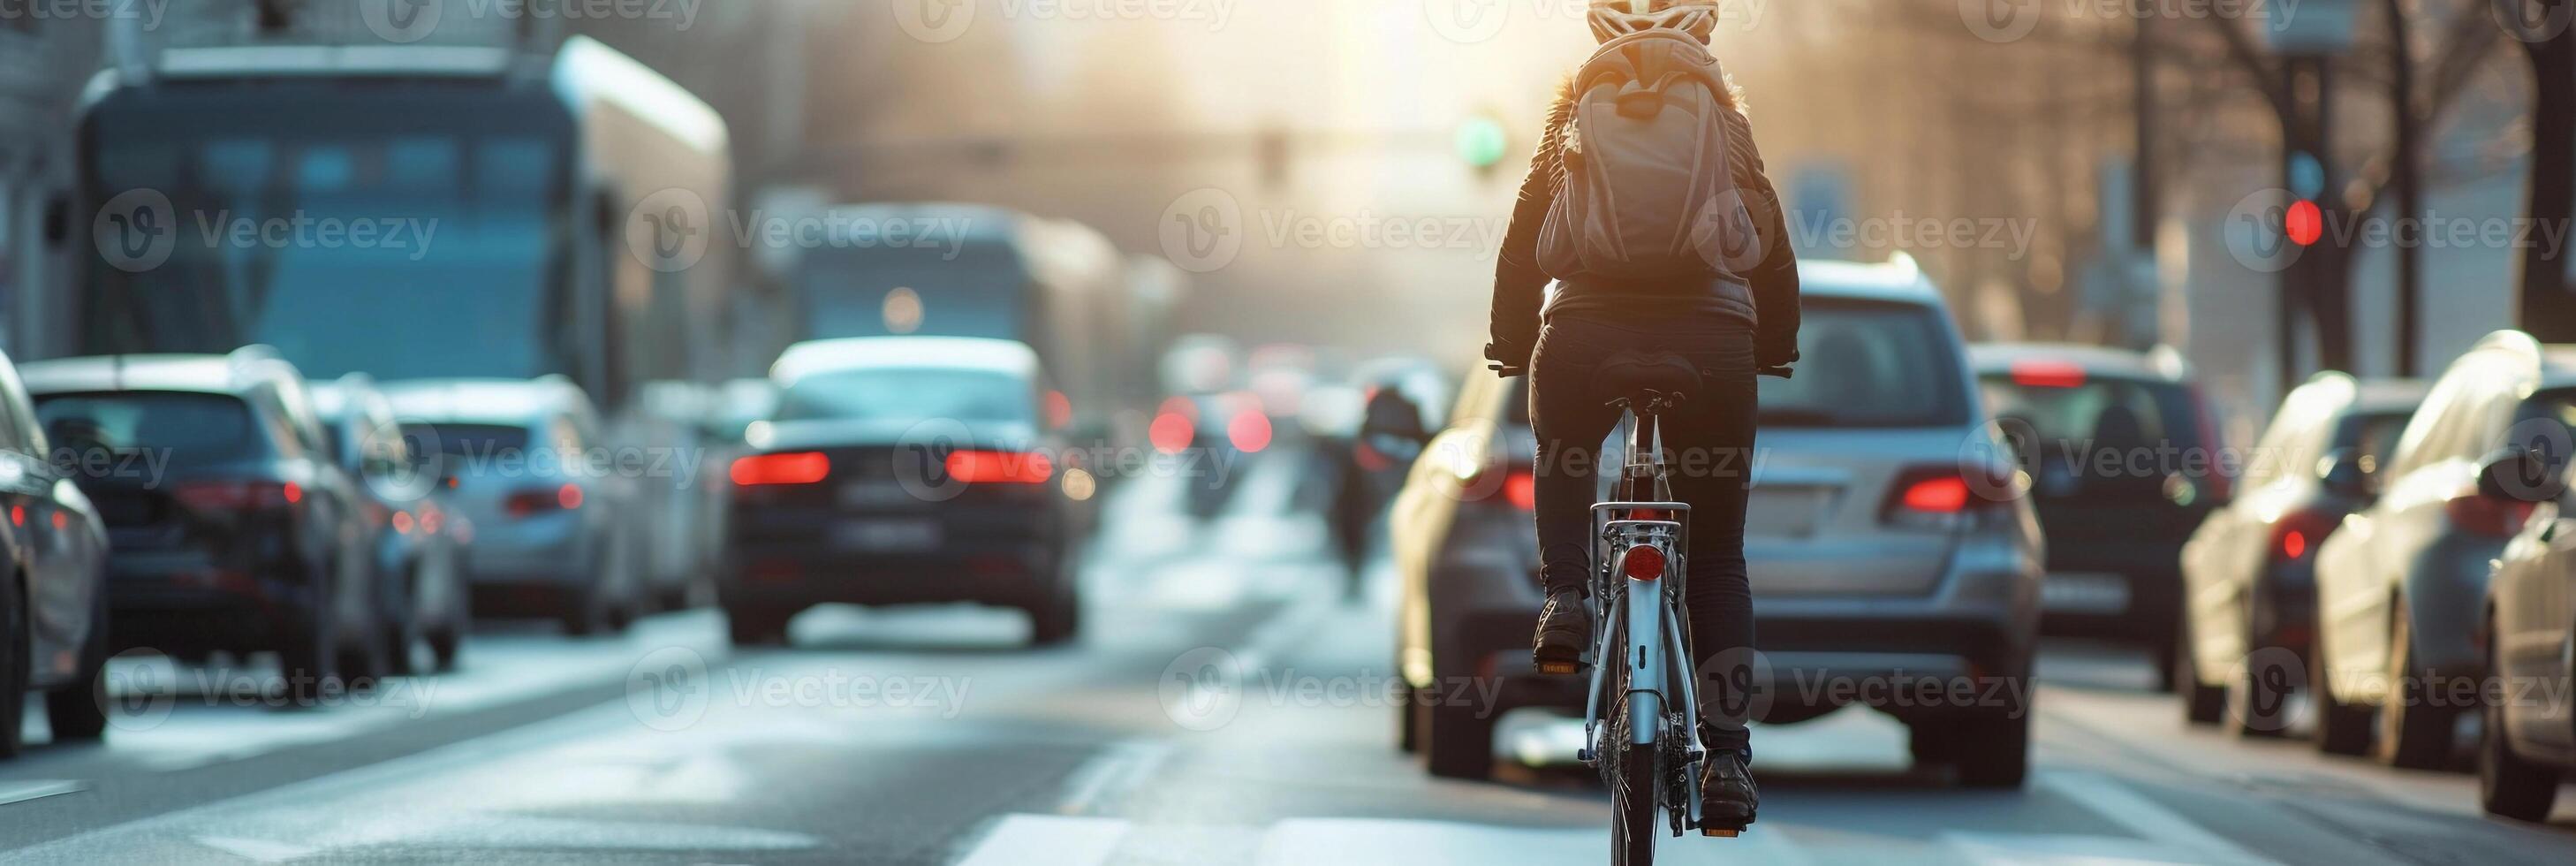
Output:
[2286,200,2323,247]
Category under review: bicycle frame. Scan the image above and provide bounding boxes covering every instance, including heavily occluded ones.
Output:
[1579,405,1707,836]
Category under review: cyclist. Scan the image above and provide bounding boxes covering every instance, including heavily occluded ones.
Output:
[1484,0,1799,827]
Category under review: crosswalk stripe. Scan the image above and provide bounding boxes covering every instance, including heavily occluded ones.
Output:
[2038,771,2280,865]
[0,779,84,807]
[954,815,1131,866]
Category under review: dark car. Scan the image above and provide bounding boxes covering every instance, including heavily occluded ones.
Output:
[723,337,1084,647]
[2176,373,2423,735]
[0,349,113,757]
[25,350,383,703]
[1973,343,2231,690]
[313,376,468,674]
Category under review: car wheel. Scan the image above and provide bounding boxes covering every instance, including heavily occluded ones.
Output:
[1952,672,2033,789]
[2226,606,2295,738]
[277,620,337,708]
[1906,718,1959,768]
[2310,623,2373,755]
[382,567,426,678]
[2377,599,2459,770]
[1026,564,1081,647]
[428,621,464,672]
[2177,613,2224,725]
[0,577,29,758]
[2478,626,2562,822]
[46,586,112,741]
[1396,678,1423,754]
[1418,647,1495,779]
[336,627,387,694]
[726,607,790,647]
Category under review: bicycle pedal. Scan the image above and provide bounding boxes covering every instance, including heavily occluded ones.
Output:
[1701,828,1739,839]
[1536,660,1583,676]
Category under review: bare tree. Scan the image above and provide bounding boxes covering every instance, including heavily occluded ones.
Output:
[2508,0,2576,340]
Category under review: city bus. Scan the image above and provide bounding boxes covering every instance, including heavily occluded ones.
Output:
[65,35,734,612]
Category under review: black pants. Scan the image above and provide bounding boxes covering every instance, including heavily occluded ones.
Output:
[1528,310,1757,757]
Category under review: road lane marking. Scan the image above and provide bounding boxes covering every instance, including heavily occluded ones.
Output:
[953,815,1130,866]
[193,835,315,862]
[0,779,83,807]
[1057,739,1174,816]
[1251,817,1813,865]
[2040,771,2280,865]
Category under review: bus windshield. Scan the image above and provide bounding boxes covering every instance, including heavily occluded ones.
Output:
[81,87,571,383]
[795,241,1031,342]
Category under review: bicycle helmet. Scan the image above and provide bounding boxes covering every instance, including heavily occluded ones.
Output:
[1587,0,1721,42]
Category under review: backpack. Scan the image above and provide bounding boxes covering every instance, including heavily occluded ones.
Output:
[1537,4,1764,282]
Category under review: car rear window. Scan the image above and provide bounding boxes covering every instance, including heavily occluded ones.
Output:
[777,368,1035,425]
[2334,410,2415,475]
[34,391,264,469]
[1979,371,2215,477]
[1758,301,1969,428]
[403,423,534,476]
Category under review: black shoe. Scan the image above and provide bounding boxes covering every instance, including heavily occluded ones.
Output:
[1700,750,1758,832]
[1531,589,1590,675]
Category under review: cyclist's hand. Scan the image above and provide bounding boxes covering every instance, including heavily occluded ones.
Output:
[1484,341,1530,378]
[1756,366,1793,380]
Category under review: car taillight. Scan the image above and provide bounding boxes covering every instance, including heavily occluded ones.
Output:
[1883,467,2008,530]
[1621,545,1666,581]
[172,480,302,513]
[731,452,830,486]
[1504,469,1536,511]
[2010,360,2087,389]
[505,483,584,519]
[2270,510,2339,563]
[945,450,1054,485]
[2447,493,2535,538]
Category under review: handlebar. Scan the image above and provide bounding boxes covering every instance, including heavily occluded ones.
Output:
[1758,366,1794,380]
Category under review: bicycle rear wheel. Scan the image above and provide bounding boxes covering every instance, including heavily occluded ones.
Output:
[1602,617,1659,865]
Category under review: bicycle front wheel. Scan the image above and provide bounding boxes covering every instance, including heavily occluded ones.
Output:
[1603,618,1659,865]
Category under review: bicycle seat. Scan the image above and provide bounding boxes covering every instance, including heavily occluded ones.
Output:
[1593,351,1700,410]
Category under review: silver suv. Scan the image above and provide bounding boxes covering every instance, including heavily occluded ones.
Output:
[1386,257,2044,787]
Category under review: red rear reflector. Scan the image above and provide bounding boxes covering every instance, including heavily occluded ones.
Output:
[731,452,830,486]
[172,481,300,513]
[1901,475,1974,513]
[1622,546,1666,581]
[1504,470,1536,511]
[946,450,1054,485]
[2010,360,2088,389]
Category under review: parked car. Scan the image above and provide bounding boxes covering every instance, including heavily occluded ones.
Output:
[383,378,642,637]
[1387,258,2044,787]
[2481,455,2576,822]
[0,349,111,757]
[2311,330,2573,767]
[26,349,383,703]
[2176,373,2424,734]
[1972,343,2230,691]
[312,376,467,674]
[722,337,1086,647]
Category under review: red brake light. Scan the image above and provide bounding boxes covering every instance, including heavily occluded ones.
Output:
[1228,410,1273,453]
[731,452,830,487]
[172,481,302,513]
[946,450,1054,485]
[504,485,584,519]
[1621,545,1666,581]
[1504,470,1536,511]
[1900,475,1974,513]
[2281,529,2307,560]
[391,511,416,536]
[557,483,585,510]
[2010,360,2088,389]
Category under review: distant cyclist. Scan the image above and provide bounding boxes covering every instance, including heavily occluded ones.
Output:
[1484,0,1799,826]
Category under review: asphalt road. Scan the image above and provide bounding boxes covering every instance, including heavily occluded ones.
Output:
[4,452,2574,864]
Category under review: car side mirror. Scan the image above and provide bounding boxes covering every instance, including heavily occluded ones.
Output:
[2317,448,2370,498]
[2479,447,2566,504]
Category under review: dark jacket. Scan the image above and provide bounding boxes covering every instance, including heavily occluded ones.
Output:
[1489,80,1801,369]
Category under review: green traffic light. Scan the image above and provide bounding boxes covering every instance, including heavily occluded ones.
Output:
[1456,117,1508,171]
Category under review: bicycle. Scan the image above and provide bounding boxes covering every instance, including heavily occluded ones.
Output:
[1492,351,1787,866]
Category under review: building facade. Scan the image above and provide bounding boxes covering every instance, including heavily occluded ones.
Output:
[0,11,101,357]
